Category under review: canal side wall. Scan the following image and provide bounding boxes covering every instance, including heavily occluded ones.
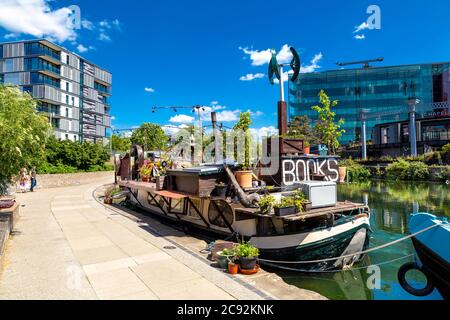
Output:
[36,171,114,189]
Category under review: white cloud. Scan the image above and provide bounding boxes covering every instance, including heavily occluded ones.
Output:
[4,33,19,39]
[98,32,111,42]
[215,110,240,122]
[144,87,155,93]
[0,0,77,42]
[111,116,116,121]
[301,52,323,73]
[81,19,95,31]
[239,73,265,81]
[77,44,88,53]
[239,44,296,67]
[276,44,293,64]
[354,34,366,40]
[354,22,369,33]
[169,114,195,124]
[239,46,273,66]
[211,101,219,106]
[250,126,278,141]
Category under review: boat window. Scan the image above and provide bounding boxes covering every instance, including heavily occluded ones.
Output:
[208,200,234,228]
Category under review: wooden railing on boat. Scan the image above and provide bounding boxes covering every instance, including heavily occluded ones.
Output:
[234,201,369,222]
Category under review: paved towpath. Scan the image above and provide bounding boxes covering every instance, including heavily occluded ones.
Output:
[0,177,264,300]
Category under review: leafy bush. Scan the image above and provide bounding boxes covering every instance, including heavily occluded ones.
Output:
[275,191,307,212]
[340,159,371,182]
[41,137,110,174]
[386,160,429,181]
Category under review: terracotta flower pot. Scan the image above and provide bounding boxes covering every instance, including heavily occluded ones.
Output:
[228,262,239,275]
[235,171,253,189]
[141,176,150,183]
[338,167,347,183]
[303,146,311,155]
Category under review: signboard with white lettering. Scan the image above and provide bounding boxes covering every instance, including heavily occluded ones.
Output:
[281,157,340,185]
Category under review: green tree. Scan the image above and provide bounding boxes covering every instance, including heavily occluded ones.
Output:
[131,123,168,151]
[111,134,132,153]
[311,90,345,154]
[233,111,252,168]
[287,115,316,146]
[0,86,50,194]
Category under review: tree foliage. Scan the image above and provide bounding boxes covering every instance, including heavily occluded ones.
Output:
[131,123,168,151]
[42,136,110,171]
[287,115,317,146]
[111,134,132,153]
[0,86,50,194]
[311,90,345,154]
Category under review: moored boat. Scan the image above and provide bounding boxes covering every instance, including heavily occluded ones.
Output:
[398,213,450,299]
[116,157,371,272]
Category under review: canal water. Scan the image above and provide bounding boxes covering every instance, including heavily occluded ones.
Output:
[280,180,449,300]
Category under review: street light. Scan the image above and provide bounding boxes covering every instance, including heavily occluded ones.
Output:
[407,98,421,157]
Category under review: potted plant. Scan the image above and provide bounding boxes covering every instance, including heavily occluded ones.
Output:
[215,182,228,198]
[257,195,275,215]
[274,197,297,217]
[216,248,236,269]
[338,160,348,184]
[235,241,259,271]
[228,260,239,275]
[233,112,254,189]
[303,140,311,155]
[103,185,118,204]
[139,164,153,182]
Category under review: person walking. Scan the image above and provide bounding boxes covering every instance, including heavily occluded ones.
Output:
[30,167,37,192]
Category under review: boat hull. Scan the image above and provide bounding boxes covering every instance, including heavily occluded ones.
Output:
[254,222,371,272]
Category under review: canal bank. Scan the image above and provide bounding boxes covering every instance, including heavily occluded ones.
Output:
[0,178,325,300]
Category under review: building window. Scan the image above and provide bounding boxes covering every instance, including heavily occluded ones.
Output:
[66,107,69,117]
[381,127,390,144]
[5,59,14,72]
[66,55,69,64]
[4,73,20,85]
[72,96,75,106]
[65,134,69,140]
[66,95,69,105]
[66,82,69,92]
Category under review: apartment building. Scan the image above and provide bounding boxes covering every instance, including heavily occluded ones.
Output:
[0,39,112,144]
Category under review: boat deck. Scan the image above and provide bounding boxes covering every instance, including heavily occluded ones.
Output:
[119,180,368,222]
[234,201,368,221]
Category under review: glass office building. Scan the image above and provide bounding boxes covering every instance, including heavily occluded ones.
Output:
[288,62,450,144]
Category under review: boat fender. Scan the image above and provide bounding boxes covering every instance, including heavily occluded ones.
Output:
[397,262,435,297]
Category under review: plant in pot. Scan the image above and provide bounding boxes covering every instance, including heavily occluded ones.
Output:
[257,195,275,215]
[215,181,228,198]
[233,112,253,189]
[139,164,153,183]
[216,247,236,269]
[235,241,259,271]
[274,197,297,217]
[228,259,239,275]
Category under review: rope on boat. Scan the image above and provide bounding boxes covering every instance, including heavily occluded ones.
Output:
[277,254,417,274]
[258,222,444,265]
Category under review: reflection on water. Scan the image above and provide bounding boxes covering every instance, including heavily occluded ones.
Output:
[282,180,448,300]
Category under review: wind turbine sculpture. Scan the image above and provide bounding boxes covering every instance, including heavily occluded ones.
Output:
[268,46,301,136]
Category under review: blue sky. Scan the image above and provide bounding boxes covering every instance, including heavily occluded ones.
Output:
[1,0,450,134]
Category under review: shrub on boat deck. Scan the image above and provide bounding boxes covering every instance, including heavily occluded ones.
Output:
[257,195,275,214]
[386,160,430,181]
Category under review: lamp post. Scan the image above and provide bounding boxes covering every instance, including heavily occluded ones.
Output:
[360,109,369,160]
[407,98,420,157]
